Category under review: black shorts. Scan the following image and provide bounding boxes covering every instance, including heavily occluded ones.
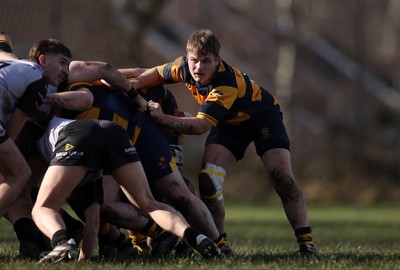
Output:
[50,119,140,171]
[134,113,176,181]
[0,120,9,144]
[205,107,290,161]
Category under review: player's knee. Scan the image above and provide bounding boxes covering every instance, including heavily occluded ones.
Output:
[168,194,192,213]
[198,163,226,205]
[31,205,40,222]
[15,164,31,186]
[270,168,301,197]
[100,204,120,220]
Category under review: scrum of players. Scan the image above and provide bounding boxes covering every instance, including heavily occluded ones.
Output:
[0,30,316,263]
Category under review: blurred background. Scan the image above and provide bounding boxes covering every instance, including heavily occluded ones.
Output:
[1,0,399,204]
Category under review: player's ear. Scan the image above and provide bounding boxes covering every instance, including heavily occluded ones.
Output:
[38,54,47,66]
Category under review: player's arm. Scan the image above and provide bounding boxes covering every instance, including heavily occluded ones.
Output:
[68,61,147,111]
[44,89,93,111]
[148,101,212,135]
[130,67,167,90]
[68,61,131,90]
[5,108,31,140]
[118,67,148,79]
[7,76,48,140]
[78,202,100,261]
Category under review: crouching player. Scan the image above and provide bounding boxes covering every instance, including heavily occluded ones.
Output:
[32,116,222,263]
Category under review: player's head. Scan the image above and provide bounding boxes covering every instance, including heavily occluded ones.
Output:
[0,32,13,53]
[27,38,72,86]
[27,38,71,63]
[186,29,220,85]
[186,29,221,58]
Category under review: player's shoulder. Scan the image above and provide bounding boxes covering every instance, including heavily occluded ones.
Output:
[4,59,42,75]
[1,60,44,85]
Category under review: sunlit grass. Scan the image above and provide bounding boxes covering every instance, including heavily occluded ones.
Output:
[1,203,399,269]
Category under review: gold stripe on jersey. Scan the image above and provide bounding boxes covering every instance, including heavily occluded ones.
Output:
[112,114,128,130]
[207,87,237,109]
[185,83,207,105]
[224,112,251,125]
[77,108,142,144]
[233,69,246,98]
[67,81,93,90]
[197,112,219,126]
[250,81,262,101]
[76,107,101,120]
[157,57,183,83]
[131,127,141,145]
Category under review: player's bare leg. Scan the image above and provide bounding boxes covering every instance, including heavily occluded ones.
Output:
[0,138,31,217]
[262,148,317,255]
[198,144,237,256]
[111,161,222,259]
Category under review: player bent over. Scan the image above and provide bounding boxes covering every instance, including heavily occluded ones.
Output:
[32,117,222,263]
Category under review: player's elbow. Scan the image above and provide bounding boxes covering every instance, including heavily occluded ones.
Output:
[192,119,212,135]
[75,91,93,111]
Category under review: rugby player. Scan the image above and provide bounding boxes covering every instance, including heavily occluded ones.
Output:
[32,116,222,262]
[0,36,70,237]
[130,28,317,255]
[61,76,232,256]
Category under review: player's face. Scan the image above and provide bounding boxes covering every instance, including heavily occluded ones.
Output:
[187,51,219,85]
[40,53,70,86]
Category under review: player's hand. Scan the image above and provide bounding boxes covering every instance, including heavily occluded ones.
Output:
[127,87,147,112]
[147,100,165,122]
[132,94,147,112]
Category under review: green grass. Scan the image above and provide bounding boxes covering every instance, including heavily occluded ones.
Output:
[1,203,400,269]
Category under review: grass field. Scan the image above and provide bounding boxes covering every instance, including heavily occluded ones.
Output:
[1,203,399,269]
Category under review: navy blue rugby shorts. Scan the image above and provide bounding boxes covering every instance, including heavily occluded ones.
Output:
[134,112,177,182]
[205,107,290,161]
[50,119,140,170]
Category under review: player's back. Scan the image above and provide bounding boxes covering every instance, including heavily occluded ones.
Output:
[0,60,46,123]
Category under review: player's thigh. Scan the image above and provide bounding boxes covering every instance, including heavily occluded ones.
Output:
[112,162,156,211]
[35,165,87,210]
[150,170,193,201]
[202,144,236,173]
[0,138,30,178]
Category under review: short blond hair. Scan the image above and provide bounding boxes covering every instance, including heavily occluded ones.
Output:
[186,29,221,57]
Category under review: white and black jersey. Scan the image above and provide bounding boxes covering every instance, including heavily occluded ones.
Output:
[0,60,47,125]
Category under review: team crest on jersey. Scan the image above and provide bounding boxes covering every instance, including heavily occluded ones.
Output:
[158,156,168,169]
[65,143,74,151]
[260,127,271,139]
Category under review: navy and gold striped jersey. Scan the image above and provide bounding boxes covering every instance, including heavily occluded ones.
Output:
[64,81,142,144]
[157,56,279,126]
[138,86,183,145]
[63,81,179,180]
